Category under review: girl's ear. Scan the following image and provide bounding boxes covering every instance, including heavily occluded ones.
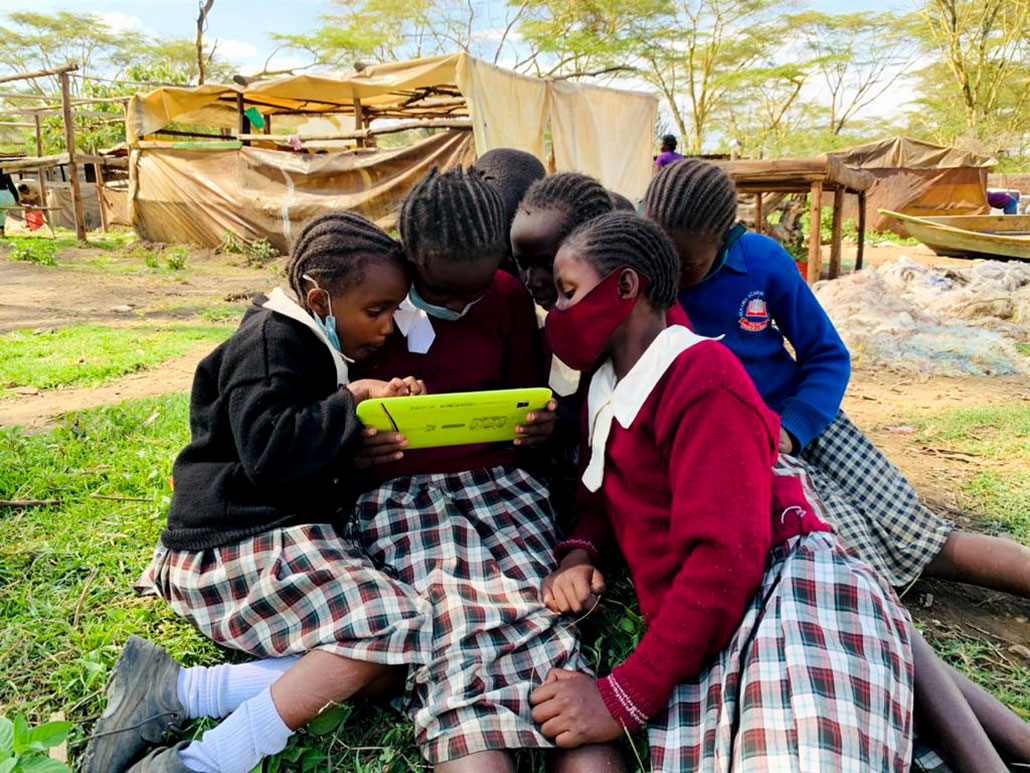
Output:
[617,268,642,300]
[307,287,330,316]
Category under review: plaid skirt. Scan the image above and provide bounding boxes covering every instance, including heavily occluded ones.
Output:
[350,466,587,763]
[648,531,915,772]
[786,411,954,587]
[136,522,427,665]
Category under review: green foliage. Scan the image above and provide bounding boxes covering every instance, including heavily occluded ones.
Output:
[245,238,280,266]
[218,230,245,255]
[0,324,233,397]
[7,239,57,267]
[164,247,188,271]
[0,714,72,772]
[909,403,1030,541]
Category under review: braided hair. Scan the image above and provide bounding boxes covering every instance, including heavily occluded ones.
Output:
[609,191,636,212]
[286,211,405,304]
[561,212,680,310]
[399,166,506,265]
[519,172,614,242]
[642,159,737,241]
[473,148,547,227]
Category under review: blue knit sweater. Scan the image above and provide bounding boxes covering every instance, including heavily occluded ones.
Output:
[677,232,850,450]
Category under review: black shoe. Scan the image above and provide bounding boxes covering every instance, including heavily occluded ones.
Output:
[125,740,194,772]
[82,636,187,773]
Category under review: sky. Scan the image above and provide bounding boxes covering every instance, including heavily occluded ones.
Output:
[0,0,919,130]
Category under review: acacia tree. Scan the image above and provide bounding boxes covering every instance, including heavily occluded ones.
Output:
[796,11,917,137]
[273,0,535,72]
[915,0,1030,131]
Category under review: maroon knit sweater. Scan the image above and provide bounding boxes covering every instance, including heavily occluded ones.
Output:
[562,339,827,729]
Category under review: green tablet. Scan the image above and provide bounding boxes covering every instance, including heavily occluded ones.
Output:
[355,387,553,449]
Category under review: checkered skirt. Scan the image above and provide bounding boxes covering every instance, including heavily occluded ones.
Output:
[136,522,427,665]
[648,530,915,772]
[788,410,954,588]
[350,465,587,763]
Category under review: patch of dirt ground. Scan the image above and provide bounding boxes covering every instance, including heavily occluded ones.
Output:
[0,242,275,333]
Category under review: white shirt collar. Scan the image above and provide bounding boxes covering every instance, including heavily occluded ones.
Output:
[393,298,436,354]
[261,287,351,386]
[582,325,712,492]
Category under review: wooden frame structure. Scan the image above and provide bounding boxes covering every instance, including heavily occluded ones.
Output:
[0,63,129,240]
[711,156,874,285]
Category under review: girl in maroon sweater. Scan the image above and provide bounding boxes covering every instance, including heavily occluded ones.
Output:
[350,168,623,772]
[529,212,916,770]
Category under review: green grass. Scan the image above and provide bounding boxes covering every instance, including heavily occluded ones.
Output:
[0,324,233,398]
[908,402,1030,540]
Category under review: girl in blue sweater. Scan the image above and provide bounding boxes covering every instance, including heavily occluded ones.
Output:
[644,159,1030,771]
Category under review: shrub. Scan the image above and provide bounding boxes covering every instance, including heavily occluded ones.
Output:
[164,246,188,271]
[8,240,58,267]
[0,713,73,772]
[245,237,280,265]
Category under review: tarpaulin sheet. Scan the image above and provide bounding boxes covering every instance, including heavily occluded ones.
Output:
[828,136,995,169]
[130,129,474,251]
[454,56,548,162]
[549,80,657,201]
[126,54,659,207]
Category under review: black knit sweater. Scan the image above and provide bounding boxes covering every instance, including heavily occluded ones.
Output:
[161,298,363,550]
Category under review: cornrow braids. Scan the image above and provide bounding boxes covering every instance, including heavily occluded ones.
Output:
[473,148,547,226]
[642,158,737,241]
[520,172,614,241]
[609,191,636,212]
[562,212,680,310]
[286,210,405,304]
[399,166,507,265]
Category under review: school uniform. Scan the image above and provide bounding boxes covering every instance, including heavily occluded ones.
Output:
[349,270,588,763]
[678,231,953,587]
[136,288,426,675]
[562,325,915,771]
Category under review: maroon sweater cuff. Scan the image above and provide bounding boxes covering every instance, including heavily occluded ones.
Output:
[555,537,601,563]
[597,673,655,733]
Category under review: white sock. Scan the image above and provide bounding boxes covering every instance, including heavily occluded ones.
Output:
[177,687,293,773]
[177,656,300,719]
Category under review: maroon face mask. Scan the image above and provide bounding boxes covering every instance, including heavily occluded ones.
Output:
[545,268,644,372]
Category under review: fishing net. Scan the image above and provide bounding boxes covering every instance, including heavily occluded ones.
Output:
[814,258,1030,376]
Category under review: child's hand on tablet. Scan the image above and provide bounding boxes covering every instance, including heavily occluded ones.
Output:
[347,377,427,404]
[514,399,558,447]
[354,428,408,468]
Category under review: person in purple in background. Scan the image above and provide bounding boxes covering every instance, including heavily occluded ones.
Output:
[987,189,1020,214]
[653,134,684,169]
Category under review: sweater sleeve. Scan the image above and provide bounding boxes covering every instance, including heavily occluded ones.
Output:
[599,388,773,729]
[224,320,364,487]
[766,247,851,449]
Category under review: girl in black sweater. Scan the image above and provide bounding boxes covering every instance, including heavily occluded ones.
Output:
[85,213,431,773]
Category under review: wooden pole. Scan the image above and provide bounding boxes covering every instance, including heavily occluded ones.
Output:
[856,191,867,271]
[754,192,763,234]
[828,187,844,279]
[33,113,53,236]
[236,93,250,146]
[93,150,109,233]
[807,181,823,286]
[236,119,472,144]
[59,70,86,241]
[353,92,365,148]
[0,63,78,86]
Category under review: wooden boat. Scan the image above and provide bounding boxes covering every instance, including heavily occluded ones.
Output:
[880,210,1030,261]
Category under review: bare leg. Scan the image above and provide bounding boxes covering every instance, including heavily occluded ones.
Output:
[911,628,1006,772]
[926,531,1030,598]
[433,750,515,773]
[268,650,401,730]
[945,663,1030,764]
[551,743,627,772]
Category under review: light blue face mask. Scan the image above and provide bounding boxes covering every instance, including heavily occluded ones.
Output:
[303,273,343,353]
[408,284,481,321]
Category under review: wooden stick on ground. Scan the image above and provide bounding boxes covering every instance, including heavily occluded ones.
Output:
[48,712,67,763]
[89,493,154,503]
[0,499,60,507]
